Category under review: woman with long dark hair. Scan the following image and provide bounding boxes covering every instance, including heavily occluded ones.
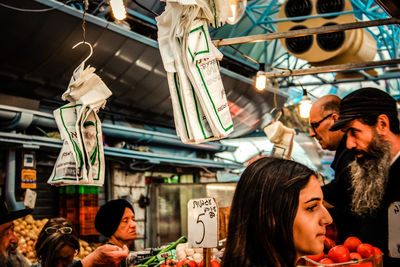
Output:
[222,157,332,267]
[32,217,80,267]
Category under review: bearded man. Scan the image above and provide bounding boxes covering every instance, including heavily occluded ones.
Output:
[0,200,32,267]
[328,87,400,267]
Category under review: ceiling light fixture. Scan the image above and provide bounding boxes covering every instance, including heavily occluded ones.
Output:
[227,0,247,25]
[110,0,127,21]
[255,63,267,91]
[298,88,312,119]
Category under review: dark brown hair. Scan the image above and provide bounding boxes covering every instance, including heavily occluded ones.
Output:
[222,157,317,267]
[35,217,80,267]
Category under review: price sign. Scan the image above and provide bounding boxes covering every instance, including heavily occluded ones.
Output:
[187,198,218,248]
[389,202,400,258]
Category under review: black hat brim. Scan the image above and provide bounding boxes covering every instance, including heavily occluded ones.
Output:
[0,208,33,225]
[329,117,355,131]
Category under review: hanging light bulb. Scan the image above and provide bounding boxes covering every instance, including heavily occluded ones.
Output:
[298,89,312,119]
[227,0,247,25]
[110,0,127,21]
[255,63,266,91]
[255,73,266,91]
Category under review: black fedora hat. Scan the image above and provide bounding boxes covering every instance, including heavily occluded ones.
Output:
[0,199,33,225]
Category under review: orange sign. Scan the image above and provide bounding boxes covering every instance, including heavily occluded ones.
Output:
[21,169,37,189]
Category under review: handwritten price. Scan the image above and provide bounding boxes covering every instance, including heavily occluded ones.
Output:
[188,198,218,248]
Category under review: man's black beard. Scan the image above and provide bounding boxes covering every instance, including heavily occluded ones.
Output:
[349,132,391,216]
[0,249,30,267]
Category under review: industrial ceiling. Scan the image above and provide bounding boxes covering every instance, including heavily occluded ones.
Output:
[0,0,399,138]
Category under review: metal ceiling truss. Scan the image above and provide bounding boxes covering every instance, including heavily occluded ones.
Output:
[209,0,400,98]
[61,0,400,98]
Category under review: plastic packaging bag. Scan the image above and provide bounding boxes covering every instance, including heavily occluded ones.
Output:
[49,63,111,186]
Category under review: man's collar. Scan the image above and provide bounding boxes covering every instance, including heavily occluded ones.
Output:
[391,150,400,166]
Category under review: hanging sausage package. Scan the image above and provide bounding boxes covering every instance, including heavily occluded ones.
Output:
[48,64,111,186]
[183,19,233,139]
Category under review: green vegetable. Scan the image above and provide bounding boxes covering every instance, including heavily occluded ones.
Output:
[143,236,187,265]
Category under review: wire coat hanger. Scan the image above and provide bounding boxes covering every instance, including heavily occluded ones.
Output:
[72,41,93,67]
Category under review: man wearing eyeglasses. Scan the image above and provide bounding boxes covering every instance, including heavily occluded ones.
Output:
[309,95,356,243]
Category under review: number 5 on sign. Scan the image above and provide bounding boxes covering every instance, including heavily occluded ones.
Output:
[187,198,218,248]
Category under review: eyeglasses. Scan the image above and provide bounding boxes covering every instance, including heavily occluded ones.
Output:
[310,113,333,132]
[45,226,73,235]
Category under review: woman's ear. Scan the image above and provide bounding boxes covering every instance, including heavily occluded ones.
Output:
[376,114,390,134]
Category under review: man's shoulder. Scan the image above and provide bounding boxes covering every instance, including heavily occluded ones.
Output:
[331,137,354,170]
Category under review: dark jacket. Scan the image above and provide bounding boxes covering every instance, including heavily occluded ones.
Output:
[323,136,400,266]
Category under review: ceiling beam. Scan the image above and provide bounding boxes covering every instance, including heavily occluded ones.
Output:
[212,17,400,47]
[279,71,400,88]
[375,0,400,17]
[262,59,400,78]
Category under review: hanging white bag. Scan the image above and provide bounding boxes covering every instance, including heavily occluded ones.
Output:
[49,52,111,186]
[158,3,217,143]
[48,103,88,185]
[263,121,296,160]
[69,66,111,185]
[183,19,233,138]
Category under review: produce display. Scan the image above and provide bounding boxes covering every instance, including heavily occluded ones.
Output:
[299,236,383,266]
[134,237,222,267]
[14,215,99,263]
[13,216,221,266]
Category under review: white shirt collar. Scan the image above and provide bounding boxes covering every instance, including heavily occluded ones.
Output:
[391,150,400,166]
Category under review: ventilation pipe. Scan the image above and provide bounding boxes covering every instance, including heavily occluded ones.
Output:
[5,149,25,211]
[0,105,234,153]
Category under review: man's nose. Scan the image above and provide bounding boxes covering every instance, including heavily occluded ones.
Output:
[346,135,356,150]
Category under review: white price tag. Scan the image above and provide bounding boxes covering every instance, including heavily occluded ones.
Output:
[24,189,37,209]
[389,201,400,258]
[187,198,218,248]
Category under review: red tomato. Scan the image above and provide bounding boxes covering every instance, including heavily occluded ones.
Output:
[211,259,220,267]
[328,245,351,263]
[177,259,195,267]
[350,252,362,260]
[319,258,335,264]
[324,237,336,253]
[373,247,382,256]
[357,243,374,259]
[181,259,197,267]
[306,251,325,262]
[344,236,362,252]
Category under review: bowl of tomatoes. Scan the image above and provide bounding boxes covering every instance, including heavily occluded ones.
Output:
[296,237,383,267]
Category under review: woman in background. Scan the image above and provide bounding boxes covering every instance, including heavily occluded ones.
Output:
[222,157,332,267]
[32,217,80,267]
